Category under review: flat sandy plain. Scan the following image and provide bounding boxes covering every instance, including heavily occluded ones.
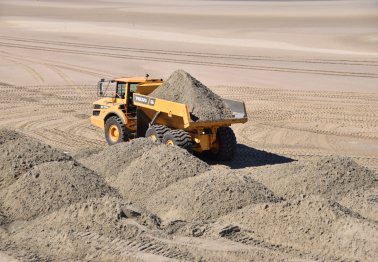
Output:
[0,0,378,261]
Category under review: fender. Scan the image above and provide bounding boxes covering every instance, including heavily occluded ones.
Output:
[104,109,128,126]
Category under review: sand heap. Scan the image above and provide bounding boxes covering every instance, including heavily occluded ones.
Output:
[113,144,211,202]
[0,129,23,145]
[0,161,117,222]
[219,195,378,261]
[1,129,377,261]
[150,69,233,121]
[7,196,166,262]
[254,157,378,201]
[146,167,280,221]
[0,131,71,190]
[79,138,159,180]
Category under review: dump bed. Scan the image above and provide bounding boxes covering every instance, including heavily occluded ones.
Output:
[133,93,248,131]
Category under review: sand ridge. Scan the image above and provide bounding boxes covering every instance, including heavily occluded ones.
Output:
[0,130,377,261]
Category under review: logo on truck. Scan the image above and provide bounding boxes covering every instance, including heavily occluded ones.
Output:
[134,94,148,104]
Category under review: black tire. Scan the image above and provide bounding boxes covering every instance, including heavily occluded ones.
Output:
[145,125,170,142]
[213,127,236,161]
[104,116,129,145]
[162,129,192,151]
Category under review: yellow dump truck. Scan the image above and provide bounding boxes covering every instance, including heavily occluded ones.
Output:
[90,75,247,160]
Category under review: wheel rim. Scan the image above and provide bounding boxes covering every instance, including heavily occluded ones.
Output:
[109,125,120,142]
[148,134,157,141]
[165,139,174,146]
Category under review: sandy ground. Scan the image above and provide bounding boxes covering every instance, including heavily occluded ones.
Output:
[0,0,377,261]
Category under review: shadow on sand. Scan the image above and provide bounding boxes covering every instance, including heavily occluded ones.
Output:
[200,144,295,169]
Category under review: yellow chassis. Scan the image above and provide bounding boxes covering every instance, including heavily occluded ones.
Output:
[91,92,247,153]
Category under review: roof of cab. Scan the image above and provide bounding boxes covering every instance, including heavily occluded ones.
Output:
[113,76,163,83]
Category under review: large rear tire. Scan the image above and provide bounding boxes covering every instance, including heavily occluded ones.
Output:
[145,125,170,142]
[162,130,192,152]
[104,116,129,145]
[213,127,236,161]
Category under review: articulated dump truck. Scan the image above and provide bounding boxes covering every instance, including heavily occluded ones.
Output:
[90,75,247,160]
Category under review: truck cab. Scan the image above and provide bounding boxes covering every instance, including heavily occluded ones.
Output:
[91,76,163,144]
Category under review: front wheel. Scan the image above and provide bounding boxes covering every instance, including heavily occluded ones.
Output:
[104,116,129,145]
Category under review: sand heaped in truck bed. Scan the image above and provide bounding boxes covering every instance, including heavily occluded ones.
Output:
[150,70,233,121]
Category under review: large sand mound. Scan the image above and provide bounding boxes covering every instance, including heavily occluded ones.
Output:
[1,129,377,261]
[0,134,71,190]
[146,167,280,221]
[0,161,117,221]
[255,157,378,201]
[7,196,164,261]
[12,196,159,241]
[113,144,210,202]
[150,69,233,121]
[219,195,378,261]
[79,138,159,179]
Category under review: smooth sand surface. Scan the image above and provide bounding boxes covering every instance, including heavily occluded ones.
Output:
[0,0,377,90]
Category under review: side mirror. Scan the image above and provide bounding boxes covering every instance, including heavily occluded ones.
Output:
[97,81,104,96]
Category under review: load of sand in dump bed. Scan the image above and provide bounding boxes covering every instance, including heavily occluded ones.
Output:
[0,130,71,190]
[150,69,233,121]
[145,167,280,221]
[0,161,117,222]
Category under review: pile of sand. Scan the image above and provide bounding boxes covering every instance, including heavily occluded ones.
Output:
[1,129,377,261]
[7,196,163,261]
[150,70,233,121]
[0,161,117,221]
[337,187,378,222]
[0,129,23,145]
[113,144,210,202]
[79,138,159,180]
[146,167,280,221]
[219,195,378,261]
[0,133,71,190]
[11,196,159,241]
[254,157,378,201]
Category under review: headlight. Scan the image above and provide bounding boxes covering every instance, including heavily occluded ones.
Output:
[94,104,109,109]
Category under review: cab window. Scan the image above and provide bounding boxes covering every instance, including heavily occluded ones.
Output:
[128,83,139,103]
[116,82,126,99]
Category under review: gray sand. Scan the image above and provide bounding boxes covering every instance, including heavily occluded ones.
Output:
[150,70,233,121]
[0,130,377,261]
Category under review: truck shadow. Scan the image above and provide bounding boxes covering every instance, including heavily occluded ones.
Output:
[200,144,295,169]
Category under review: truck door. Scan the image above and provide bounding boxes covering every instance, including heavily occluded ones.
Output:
[114,82,126,103]
[127,82,139,115]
